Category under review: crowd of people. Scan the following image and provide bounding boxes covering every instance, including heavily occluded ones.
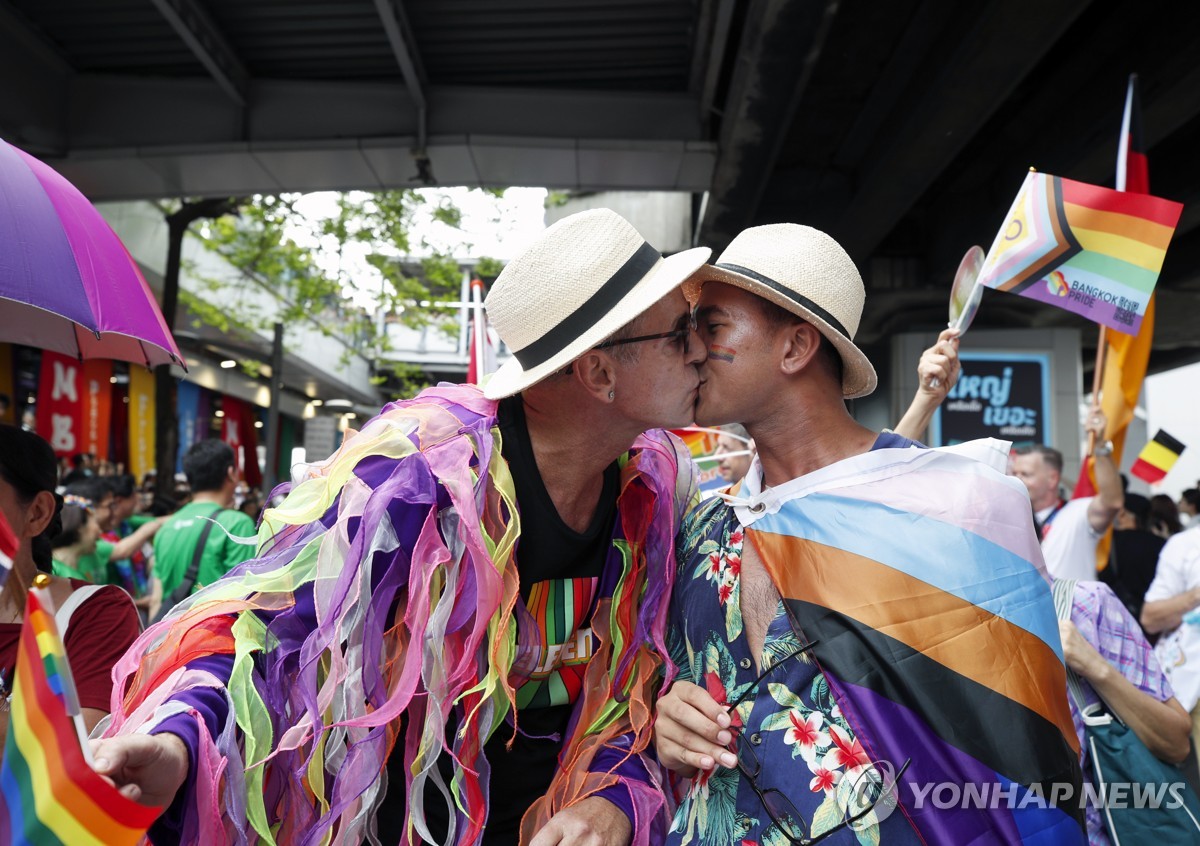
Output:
[1,209,1198,845]
[0,436,268,623]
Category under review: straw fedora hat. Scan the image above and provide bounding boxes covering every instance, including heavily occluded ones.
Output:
[684,224,877,398]
[483,209,711,399]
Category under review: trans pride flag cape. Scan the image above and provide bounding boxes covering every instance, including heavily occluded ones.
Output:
[0,586,159,845]
[733,440,1085,844]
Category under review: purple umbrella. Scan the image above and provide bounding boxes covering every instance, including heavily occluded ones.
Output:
[0,138,184,369]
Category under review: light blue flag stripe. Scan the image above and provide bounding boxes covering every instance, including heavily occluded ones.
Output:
[754,493,1063,659]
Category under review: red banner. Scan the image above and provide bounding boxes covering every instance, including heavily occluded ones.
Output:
[80,360,112,460]
[35,352,84,457]
[221,397,262,489]
[222,397,244,476]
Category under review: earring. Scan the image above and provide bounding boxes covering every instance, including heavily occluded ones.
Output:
[608,390,615,400]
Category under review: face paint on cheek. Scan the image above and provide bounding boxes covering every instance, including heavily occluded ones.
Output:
[708,344,737,364]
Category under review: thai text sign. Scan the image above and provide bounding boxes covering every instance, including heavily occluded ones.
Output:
[931,353,1051,448]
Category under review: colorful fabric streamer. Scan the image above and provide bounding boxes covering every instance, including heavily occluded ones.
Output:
[103,384,696,846]
[738,441,1085,842]
[0,588,160,845]
[978,170,1182,335]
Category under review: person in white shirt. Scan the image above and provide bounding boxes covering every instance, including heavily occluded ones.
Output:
[1011,408,1123,581]
[1141,525,1200,759]
[1142,525,1200,635]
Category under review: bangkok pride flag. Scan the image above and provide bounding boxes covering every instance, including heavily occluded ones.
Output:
[0,582,159,845]
[976,170,1182,335]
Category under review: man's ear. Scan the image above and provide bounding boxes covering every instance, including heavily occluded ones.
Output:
[25,490,57,538]
[779,322,823,376]
[571,350,619,403]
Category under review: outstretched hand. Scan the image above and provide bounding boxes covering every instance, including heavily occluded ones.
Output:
[89,732,189,810]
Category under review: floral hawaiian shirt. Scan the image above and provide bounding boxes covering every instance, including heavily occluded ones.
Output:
[665,494,922,846]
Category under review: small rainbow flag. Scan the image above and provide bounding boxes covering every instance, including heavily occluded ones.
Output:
[669,427,721,460]
[1131,429,1186,484]
[977,170,1182,335]
[0,586,160,845]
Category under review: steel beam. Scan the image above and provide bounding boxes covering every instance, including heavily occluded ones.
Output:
[829,0,1093,260]
[373,0,429,163]
[149,0,249,106]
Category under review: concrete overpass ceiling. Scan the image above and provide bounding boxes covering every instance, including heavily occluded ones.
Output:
[699,0,1200,375]
[406,0,697,90]
[2,0,1198,372]
[0,0,721,196]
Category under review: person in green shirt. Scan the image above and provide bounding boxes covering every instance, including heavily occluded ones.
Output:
[49,495,102,580]
[150,439,257,620]
[54,481,163,583]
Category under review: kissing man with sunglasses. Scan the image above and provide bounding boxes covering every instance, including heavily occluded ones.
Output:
[91,210,713,846]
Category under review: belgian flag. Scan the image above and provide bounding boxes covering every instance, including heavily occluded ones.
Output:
[1130,429,1186,483]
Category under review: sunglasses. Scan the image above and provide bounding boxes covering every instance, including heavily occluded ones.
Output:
[724,640,909,844]
[595,314,697,354]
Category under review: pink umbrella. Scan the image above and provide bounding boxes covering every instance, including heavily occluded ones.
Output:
[0,138,184,369]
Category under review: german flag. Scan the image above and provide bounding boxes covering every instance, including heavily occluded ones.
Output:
[1131,429,1186,483]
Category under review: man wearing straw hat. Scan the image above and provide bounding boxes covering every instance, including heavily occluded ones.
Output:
[90,209,711,846]
[653,224,1085,845]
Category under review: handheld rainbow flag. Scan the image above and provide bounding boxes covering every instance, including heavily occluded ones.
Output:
[977,169,1182,335]
[1130,429,1186,484]
[670,427,739,494]
[0,578,160,845]
[670,426,721,460]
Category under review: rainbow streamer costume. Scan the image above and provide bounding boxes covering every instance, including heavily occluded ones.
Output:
[102,384,697,845]
[666,438,1084,845]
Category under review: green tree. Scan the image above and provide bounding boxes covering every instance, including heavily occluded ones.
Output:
[157,189,512,480]
[191,191,464,358]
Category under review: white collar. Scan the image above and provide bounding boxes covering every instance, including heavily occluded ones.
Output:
[717,437,1012,528]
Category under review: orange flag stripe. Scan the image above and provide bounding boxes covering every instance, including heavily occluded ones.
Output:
[1062,203,1176,250]
[752,531,1079,751]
